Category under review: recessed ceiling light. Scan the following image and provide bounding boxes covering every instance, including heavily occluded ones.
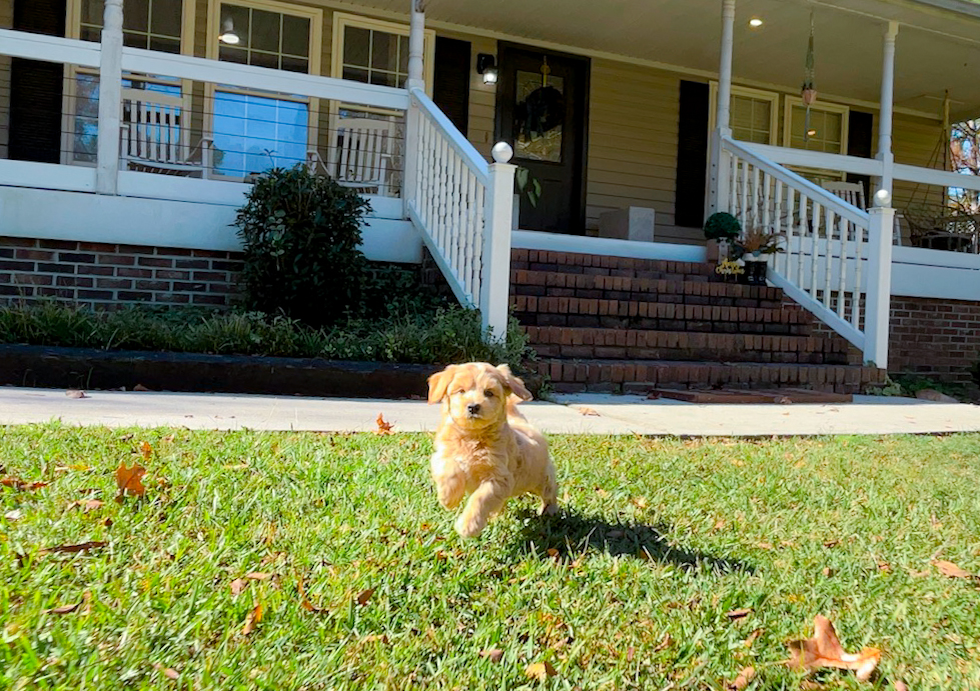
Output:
[749,17,764,28]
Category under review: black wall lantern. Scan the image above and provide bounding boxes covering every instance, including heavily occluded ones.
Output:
[476,53,498,85]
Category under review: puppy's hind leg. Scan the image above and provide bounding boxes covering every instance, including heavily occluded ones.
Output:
[455,478,511,538]
[537,466,559,517]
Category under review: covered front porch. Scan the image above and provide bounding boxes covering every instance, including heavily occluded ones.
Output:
[2,0,980,375]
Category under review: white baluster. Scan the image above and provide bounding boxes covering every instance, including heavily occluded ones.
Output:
[837,212,847,319]
[473,180,485,302]
[852,221,864,330]
[762,172,771,232]
[751,166,760,228]
[728,152,737,215]
[773,179,783,273]
[739,159,749,229]
[450,153,462,282]
[824,208,834,310]
[809,203,820,300]
[797,194,808,287]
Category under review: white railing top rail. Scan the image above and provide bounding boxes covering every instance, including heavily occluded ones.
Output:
[409,87,490,186]
[0,27,100,68]
[749,143,884,179]
[723,136,870,228]
[0,28,408,112]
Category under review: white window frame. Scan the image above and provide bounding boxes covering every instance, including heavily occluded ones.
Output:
[204,0,323,180]
[783,97,850,183]
[708,82,780,146]
[330,12,435,100]
[62,0,196,165]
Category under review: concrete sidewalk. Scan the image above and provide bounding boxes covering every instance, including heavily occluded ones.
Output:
[2,386,980,435]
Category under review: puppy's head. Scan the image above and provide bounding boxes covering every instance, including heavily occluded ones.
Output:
[427,362,532,430]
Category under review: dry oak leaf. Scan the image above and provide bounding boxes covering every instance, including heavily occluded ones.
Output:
[786,615,880,682]
[525,661,558,682]
[66,389,88,399]
[728,666,756,690]
[356,588,375,606]
[72,499,104,512]
[653,633,673,652]
[115,461,147,503]
[297,576,328,614]
[242,603,263,636]
[578,407,600,416]
[133,384,152,392]
[479,648,504,663]
[151,663,180,680]
[230,579,248,596]
[245,571,272,581]
[376,413,394,435]
[139,441,153,461]
[932,559,975,579]
[726,608,753,620]
[1,477,49,491]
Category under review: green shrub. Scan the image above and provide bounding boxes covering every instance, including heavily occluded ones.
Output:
[234,166,371,327]
[703,211,741,241]
[0,302,534,370]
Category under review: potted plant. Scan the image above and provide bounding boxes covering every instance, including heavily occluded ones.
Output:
[732,227,785,285]
[703,212,741,263]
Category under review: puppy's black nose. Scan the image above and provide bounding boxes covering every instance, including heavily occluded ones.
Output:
[467,403,481,415]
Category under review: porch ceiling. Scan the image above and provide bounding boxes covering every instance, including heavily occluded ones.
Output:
[349,0,980,119]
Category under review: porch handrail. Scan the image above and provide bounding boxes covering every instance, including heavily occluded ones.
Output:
[405,88,515,341]
[719,136,895,367]
[0,28,100,68]
[748,143,884,180]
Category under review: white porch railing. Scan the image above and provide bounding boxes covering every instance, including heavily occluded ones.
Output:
[719,136,894,368]
[404,88,515,341]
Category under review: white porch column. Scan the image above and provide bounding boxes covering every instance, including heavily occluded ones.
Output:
[403,1,425,218]
[96,0,123,195]
[877,21,899,196]
[480,143,517,343]
[708,0,736,214]
[864,205,894,370]
[406,0,425,91]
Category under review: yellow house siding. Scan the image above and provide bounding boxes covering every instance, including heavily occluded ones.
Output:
[586,60,699,244]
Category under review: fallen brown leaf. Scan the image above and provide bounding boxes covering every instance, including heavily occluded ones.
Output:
[115,461,147,503]
[356,588,375,606]
[932,559,974,579]
[726,608,752,620]
[743,628,764,647]
[728,666,756,690]
[230,579,248,596]
[242,603,263,636]
[40,540,107,555]
[72,499,104,512]
[480,648,504,663]
[653,633,672,652]
[133,384,152,392]
[4,509,23,521]
[45,601,82,615]
[139,441,153,461]
[245,572,272,581]
[786,615,880,682]
[578,407,600,416]
[1,477,49,491]
[376,413,394,435]
[297,576,327,614]
[151,663,180,680]
[626,646,635,662]
[66,389,88,399]
[525,661,557,681]
[546,548,560,559]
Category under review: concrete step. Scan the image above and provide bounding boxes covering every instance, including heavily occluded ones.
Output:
[530,358,885,395]
[524,327,855,365]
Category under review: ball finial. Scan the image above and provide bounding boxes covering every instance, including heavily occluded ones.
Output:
[491,141,514,163]
[873,189,891,207]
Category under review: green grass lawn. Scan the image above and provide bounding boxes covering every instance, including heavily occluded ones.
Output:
[2,427,979,690]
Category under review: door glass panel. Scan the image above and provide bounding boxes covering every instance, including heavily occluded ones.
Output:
[515,69,564,162]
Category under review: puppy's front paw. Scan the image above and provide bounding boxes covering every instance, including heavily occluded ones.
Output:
[454,512,486,538]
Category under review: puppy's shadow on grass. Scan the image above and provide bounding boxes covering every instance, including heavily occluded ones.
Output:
[505,507,753,575]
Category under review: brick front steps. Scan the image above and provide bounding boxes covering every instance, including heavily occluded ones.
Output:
[511,249,885,395]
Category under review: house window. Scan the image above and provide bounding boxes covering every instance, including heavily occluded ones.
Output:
[331,13,435,92]
[709,84,779,146]
[784,98,849,154]
[207,0,321,179]
[78,0,183,53]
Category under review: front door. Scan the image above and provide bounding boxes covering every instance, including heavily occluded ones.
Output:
[496,44,589,235]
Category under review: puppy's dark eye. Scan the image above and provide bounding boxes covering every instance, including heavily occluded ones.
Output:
[453,389,465,396]
[484,389,495,398]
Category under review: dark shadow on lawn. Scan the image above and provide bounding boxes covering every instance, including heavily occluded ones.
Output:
[505,507,753,575]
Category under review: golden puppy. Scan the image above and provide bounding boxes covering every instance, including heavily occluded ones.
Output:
[427,362,558,538]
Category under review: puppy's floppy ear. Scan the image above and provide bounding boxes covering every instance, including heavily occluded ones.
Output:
[496,364,533,401]
[427,365,458,404]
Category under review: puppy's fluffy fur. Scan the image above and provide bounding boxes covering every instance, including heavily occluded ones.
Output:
[427,362,558,538]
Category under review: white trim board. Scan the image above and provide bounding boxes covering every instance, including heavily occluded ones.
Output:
[0,187,421,263]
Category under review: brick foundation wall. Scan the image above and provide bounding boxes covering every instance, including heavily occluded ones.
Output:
[0,237,242,308]
[890,297,980,384]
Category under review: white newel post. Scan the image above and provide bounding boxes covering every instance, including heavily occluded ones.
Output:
[877,21,898,197]
[403,1,425,217]
[708,0,736,214]
[96,0,123,195]
[864,205,894,369]
[480,143,517,342]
